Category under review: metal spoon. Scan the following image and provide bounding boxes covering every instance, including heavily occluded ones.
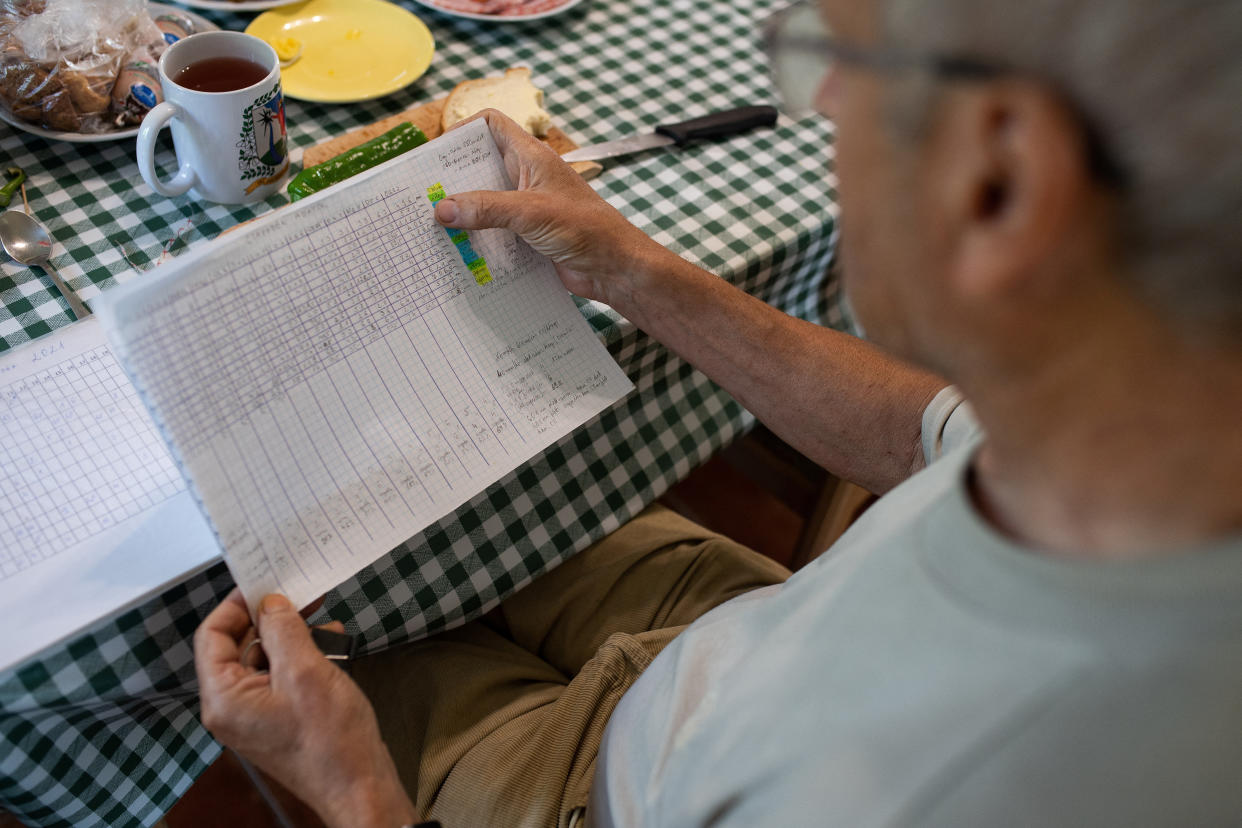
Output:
[0,209,90,319]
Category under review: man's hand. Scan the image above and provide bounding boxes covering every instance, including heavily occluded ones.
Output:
[194,590,416,828]
[434,109,678,310]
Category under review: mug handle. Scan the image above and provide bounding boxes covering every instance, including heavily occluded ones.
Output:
[136,102,196,198]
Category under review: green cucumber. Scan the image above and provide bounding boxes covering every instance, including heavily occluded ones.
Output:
[288,122,429,201]
[0,166,25,208]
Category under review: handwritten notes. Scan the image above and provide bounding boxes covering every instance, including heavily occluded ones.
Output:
[436,125,491,173]
[100,119,633,613]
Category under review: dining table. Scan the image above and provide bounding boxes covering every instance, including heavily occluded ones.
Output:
[0,0,844,824]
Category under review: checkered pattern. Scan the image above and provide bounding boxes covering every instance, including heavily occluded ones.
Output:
[0,0,844,824]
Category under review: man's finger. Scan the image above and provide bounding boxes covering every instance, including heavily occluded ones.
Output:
[194,589,252,664]
[194,589,256,698]
[434,188,540,233]
[481,108,558,165]
[255,594,326,681]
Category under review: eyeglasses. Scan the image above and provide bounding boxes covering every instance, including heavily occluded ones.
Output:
[761,0,1001,115]
[762,0,1127,187]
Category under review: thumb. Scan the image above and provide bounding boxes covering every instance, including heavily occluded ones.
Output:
[256,594,322,676]
[435,189,538,234]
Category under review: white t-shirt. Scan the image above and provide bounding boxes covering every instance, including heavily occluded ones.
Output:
[592,389,1242,826]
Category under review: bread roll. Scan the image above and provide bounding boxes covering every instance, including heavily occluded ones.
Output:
[441,67,551,137]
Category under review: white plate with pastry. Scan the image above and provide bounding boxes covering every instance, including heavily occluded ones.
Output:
[162,0,302,10]
[0,3,217,143]
[409,0,587,23]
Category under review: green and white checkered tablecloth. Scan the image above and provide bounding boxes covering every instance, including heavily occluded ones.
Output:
[0,0,844,824]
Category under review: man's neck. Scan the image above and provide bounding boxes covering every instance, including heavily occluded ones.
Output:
[962,321,1242,560]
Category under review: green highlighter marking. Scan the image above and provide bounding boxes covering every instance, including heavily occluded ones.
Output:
[427,182,492,285]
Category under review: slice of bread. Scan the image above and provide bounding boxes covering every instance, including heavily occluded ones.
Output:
[441,67,552,137]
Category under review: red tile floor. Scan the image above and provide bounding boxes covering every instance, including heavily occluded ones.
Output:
[2,427,862,828]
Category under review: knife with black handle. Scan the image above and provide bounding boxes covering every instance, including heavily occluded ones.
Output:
[560,105,780,163]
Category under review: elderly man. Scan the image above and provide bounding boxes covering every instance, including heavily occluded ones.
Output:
[194,0,1242,825]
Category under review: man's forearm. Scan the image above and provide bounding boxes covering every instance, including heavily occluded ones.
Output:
[613,247,946,493]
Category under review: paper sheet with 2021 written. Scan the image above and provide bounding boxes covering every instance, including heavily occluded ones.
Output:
[99,118,634,613]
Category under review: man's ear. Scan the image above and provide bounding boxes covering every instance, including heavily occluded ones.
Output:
[928,79,1097,305]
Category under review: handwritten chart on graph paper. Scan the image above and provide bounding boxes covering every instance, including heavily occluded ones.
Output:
[100,118,634,612]
[0,318,219,672]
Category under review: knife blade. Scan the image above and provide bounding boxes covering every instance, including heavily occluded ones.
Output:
[560,105,779,164]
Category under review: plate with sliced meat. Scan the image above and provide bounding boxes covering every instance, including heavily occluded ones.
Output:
[409,0,586,22]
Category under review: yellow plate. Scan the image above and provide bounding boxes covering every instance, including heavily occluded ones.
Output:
[246,0,435,103]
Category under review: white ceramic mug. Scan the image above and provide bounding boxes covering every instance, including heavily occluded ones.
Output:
[136,31,289,204]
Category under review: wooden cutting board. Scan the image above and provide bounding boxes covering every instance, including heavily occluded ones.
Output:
[302,96,603,180]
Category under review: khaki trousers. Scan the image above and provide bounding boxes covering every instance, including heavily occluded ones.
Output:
[351,504,790,828]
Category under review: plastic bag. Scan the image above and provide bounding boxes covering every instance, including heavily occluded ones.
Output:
[0,0,166,133]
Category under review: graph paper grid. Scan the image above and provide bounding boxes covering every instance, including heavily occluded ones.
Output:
[0,342,182,577]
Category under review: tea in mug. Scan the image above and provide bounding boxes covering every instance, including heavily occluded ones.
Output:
[173,57,269,92]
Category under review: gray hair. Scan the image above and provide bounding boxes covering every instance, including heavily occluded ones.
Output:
[881,0,1242,344]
